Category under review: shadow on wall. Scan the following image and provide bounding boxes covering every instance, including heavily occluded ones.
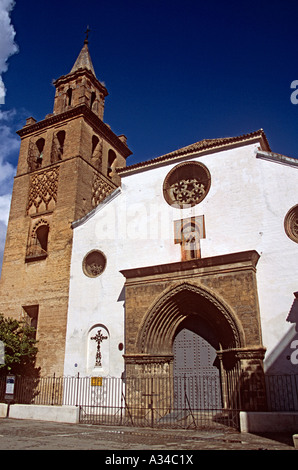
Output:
[264,292,298,375]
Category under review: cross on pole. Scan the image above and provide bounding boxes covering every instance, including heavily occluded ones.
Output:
[91,329,108,367]
[84,26,91,44]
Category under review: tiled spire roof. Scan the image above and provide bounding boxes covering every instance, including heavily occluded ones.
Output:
[70,41,96,76]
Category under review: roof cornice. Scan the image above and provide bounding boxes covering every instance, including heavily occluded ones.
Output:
[17,104,132,158]
[256,150,298,167]
[53,68,108,97]
[117,129,270,176]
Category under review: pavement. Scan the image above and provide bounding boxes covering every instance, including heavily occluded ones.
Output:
[0,418,296,454]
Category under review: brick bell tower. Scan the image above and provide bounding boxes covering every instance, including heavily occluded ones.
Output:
[0,33,132,375]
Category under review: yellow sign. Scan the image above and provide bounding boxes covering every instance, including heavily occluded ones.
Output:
[91,377,103,386]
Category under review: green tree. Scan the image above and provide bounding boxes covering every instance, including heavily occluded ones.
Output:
[0,314,39,376]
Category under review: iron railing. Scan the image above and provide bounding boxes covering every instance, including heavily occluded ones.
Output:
[0,374,297,430]
[265,374,298,411]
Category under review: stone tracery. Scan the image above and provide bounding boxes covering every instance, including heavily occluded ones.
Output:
[91,172,116,208]
[27,166,59,214]
[163,161,211,208]
[82,249,106,278]
[284,204,298,243]
[169,178,206,205]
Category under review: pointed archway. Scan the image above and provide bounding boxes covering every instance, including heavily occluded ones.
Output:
[136,282,244,356]
[134,282,244,410]
[122,251,267,411]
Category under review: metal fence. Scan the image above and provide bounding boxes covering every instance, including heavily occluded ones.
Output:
[265,374,298,411]
[0,374,297,430]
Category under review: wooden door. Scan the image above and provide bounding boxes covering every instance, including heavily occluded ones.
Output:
[173,328,222,409]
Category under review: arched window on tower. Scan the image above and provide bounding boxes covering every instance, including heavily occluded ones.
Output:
[57,130,65,152]
[91,135,102,170]
[107,149,117,177]
[27,137,45,171]
[25,220,49,262]
[90,91,96,111]
[51,130,65,163]
[36,225,49,253]
[92,135,99,157]
[22,305,39,339]
[35,138,45,168]
[66,88,73,107]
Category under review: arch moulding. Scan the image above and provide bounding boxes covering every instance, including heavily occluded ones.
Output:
[136,281,245,355]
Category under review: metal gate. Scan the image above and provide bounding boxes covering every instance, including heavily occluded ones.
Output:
[78,327,232,428]
[78,375,239,430]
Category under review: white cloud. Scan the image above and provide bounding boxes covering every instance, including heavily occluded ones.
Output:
[0,108,15,120]
[0,0,18,70]
[0,0,18,103]
[0,194,11,224]
[0,110,18,195]
[0,77,5,104]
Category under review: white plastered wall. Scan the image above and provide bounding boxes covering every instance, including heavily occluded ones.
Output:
[64,142,298,377]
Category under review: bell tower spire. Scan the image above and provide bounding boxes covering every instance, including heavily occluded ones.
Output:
[70,27,96,76]
[53,31,108,120]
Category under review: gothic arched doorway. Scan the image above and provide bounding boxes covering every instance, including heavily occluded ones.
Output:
[137,282,243,355]
[134,282,245,410]
[123,253,267,415]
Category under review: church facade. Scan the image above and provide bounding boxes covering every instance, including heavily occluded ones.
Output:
[0,41,297,406]
[65,128,298,392]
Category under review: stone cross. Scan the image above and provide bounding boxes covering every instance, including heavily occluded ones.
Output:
[174,215,206,260]
[91,329,108,367]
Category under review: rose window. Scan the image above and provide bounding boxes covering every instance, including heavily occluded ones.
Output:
[284,205,298,243]
[83,250,107,277]
[163,161,211,208]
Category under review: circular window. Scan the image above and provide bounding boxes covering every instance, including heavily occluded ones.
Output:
[83,250,106,277]
[163,161,211,208]
[284,205,298,243]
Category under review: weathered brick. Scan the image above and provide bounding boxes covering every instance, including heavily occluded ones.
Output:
[0,44,131,376]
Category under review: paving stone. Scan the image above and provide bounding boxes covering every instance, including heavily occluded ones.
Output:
[0,418,295,451]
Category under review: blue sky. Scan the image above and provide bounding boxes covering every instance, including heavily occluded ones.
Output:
[0,0,298,271]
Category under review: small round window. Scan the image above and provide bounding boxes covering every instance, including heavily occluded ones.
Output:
[284,205,298,244]
[163,161,211,208]
[83,250,106,278]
